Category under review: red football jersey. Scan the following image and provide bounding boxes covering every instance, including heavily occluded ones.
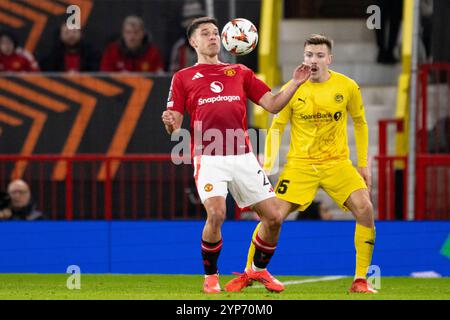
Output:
[167,62,270,157]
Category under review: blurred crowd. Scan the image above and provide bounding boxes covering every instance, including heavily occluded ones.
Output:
[0,0,208,74]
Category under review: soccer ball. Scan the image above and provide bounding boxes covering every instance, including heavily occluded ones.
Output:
[221,18,258,56]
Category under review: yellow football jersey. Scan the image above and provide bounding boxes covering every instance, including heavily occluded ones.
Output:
[264,70,368,171]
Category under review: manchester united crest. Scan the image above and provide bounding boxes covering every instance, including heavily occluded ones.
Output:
[204,183,213,192]
[224,69,236,77]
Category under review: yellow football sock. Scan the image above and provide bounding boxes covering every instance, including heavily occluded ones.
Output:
[354,223,376,279]
[245,222,262,271]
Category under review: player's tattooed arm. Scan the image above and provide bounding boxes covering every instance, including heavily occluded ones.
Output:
[162,110,183,134]
[258,63,311,114]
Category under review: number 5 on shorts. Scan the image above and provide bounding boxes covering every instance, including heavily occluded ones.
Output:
[276,179,290,194]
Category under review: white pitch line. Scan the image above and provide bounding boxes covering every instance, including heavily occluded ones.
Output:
[250,275,347,289]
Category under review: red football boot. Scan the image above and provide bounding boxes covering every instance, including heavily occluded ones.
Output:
[349,278,378,294]
[246,268,285,293]
[224,272,253,292]
[203,274,221,294]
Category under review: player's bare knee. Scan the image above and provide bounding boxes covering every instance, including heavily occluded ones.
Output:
[353,199,373,217]
[264,211,283,231]
[206,209,226,228]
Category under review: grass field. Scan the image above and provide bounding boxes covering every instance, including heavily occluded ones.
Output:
[0,274,449,300]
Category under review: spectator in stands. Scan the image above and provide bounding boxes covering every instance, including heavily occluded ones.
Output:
[0,30,39,72]
[0,179,44,221]
[169,0,205,73]
[374,0,403,64]
[100,15,164,73]
[40,23,99,72]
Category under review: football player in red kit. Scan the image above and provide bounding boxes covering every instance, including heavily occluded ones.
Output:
[162,17,310,294]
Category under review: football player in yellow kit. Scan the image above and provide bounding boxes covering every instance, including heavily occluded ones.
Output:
[225,35,377,294]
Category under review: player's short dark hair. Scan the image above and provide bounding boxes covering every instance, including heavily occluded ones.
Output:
[186,16,218,39]
[304,34,333,52]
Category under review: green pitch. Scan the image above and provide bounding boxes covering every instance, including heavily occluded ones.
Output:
[0,274,449,300]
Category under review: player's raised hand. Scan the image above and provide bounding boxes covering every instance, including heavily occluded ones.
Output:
[162,110,176,126]
[162,110,182,134]
[292,63,311,86]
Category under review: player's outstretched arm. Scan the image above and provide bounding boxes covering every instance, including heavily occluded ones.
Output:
[258,64,311,114]
[162,110,183,135]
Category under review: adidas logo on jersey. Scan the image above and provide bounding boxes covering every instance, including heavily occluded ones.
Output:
[192,72,204,80]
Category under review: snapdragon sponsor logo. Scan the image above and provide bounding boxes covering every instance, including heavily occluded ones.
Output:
[210,81,224,93]
[169,121,282,174]
[198,95,241,106]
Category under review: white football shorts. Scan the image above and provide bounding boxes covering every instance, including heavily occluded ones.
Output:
[193,152,275,208]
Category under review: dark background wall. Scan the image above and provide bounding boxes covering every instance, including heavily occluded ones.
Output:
[431,0,450,62]
[0,75,175,155]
